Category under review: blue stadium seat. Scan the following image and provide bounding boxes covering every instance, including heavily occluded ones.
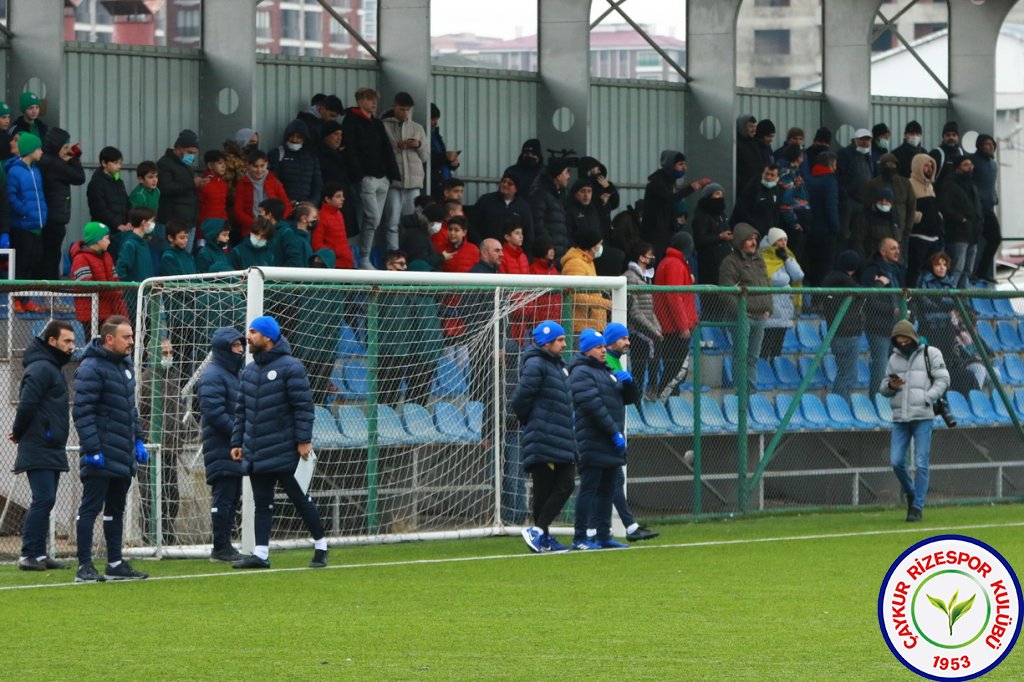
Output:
[822,354,838,383]
[340,360,369,400]
[402,404,446,444]
[874,392,893,423]
[855,358,870,389]
[782,328,800,354]
[754,358,776,391]
[991,392,1014,424]
[858,332,869,354]
[796,320,822,353]
[312,406,352,448]
[722,356,734,388]
[667,396,695,433]
[750,394,781,430]
[465,401,484,440]
[431,357,469,400]
[775,394,811,430]
[626,403,656,435]
[772,356,801,390]
[699,394,733,433]
[797,357,828,390]
[434,402,473,442]
[825,393,863,430]
[639,400,680,435]
[968,390,1003,426]
[723,395,769,432]
[972,297,997,319]
[850,393,883,428]
[996,321,1024,352]
[376,404,416,445]
[336,323,366,357]
[327,406,367,448]
[700,327,731,354]
[945,390,978,427]
[1015,390,1024,416]
[993,297,1017,319]
[800,394,837,429]
[977,321,1004,352]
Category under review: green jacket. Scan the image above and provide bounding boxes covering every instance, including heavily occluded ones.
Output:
[196,243,233,274]
[129,184,161,213]
[229,239,275,269]
[160,245,197,277]
[271,222,313,268]
[116,231,154,283]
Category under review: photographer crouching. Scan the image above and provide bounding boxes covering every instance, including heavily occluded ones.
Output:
[881,319,951,522]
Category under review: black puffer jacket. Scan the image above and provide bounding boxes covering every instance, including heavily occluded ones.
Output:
[12,336,72,473]
[509,344,576,469]
[86,167,129,230]
[199,328,246,483]
[569,353,638,469]
[528,172,570,256]
[340,107,401,183]
[72,338,144,479]
[156,148,198,225]
[268,119,323,204]
[36,127,85,225]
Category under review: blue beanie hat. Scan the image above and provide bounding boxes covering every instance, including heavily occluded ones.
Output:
[249,315,280,342]
[532,320,565,346]
[603,322,629,346]
[579,328,606,353]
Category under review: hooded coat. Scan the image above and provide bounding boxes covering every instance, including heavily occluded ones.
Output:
[880,321,951,422]
[624,261,662,340]
[196,220,233,273]
[938,171,983,245]
[471,187,534,247]
[268,119,323,204]
[36,127,85,226]
[156,148,198,225]
[653,246,697,335]
[569,352,638,469]
[230,335,315,475]
[502,139,543,196]
[72,338,145,479]
[341,107,401,183]
[12,336,72,473]
[735,114,763,192]
[718,223,772,318]
[640,149,696,256]
[560,246,611,333]
[510,344,576,470]
[760,236,804,329]
[312,200,354,269]
[909,153,942,240]
[6,156,47,231]
[528,171,570,256]
[70,241,128,324]
[199,328,247,483]
[381,112,429,190]
[692,191,732,285]
[866,153,917,241]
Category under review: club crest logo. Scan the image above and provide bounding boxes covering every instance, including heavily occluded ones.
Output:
[878,534,1021,680]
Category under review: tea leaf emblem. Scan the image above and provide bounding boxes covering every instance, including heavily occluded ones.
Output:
[927,589,976,636]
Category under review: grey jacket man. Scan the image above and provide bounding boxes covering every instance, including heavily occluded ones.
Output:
[879,319,950,422]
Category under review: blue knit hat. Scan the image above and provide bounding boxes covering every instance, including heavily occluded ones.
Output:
[249,315,280,342]
[603,322,629,345]
[532,320,565,346]
[579,328,606,353]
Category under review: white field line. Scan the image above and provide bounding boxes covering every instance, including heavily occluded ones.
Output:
[3,520,1023,593]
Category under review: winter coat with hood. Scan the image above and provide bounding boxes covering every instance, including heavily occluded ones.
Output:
[229,232,276,269]
[231,334,315,475]
[560,246,611,333]
[313,200,354,269]
[12,335,72,474]
[718,223,772,318]
[866,154,917,240]
[232,170,290,237]
[197,168,229,227]
[268,119,323,204]
[503,139,543,197]
[880,321,951,422]
[731,176,782,236]
[115,229,154,283]
[156,148,198,225]
[640,149,697,256]
[624,261,662,341]
[510,343,576,469]
[569,352,638,469]
[382,111,429,190]
[807,161,840,235]
[938,171,984,245]
[893,140,925,178]
[969,139,999,212]
[653,246,697,336]
[576,156,621,234]
[471,186,534,247]
[341,107,401,183]
[72,338,145,479]
[528,171,570,256]
[735,114,763,192]
[199,328,247,483]
[36,127,85,225]
[760,236,804,329]
[692,190,732,285]
[87,167,129,234]
[837,143,876,211]
[6,156,47,231]
[196,219,233,274]
[817,269,864,338]
[565,197,602,241]
[909,153,942,239]
[70,241,127,323]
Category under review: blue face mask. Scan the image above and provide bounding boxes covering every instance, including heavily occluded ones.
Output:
[672,169,686,179]
[181,153,196,166]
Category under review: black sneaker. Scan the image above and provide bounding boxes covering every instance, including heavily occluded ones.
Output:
[906,493,916,516]
[17,557,46,571]
[907,507,923,522]
[309,549,329,568]
[105,562,149,580]
[210,546,246,563]
[232,554,270,570]
[43,556,69,570]
[626,526,660,542]
[75,562,106,583]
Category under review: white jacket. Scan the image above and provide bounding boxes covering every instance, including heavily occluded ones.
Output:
[880,344,951,422]
[382,115,429,190]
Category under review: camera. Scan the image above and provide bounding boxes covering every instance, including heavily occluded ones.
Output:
[933,397,957,428]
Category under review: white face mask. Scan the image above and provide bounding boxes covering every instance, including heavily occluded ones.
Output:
[878,138,890,151]
[429,222,443,235]
[160,356,174,370]
[286,141,302,152]
[592,244,604,259]
[876,203,892,213]
[855,145,871,155]
[761,180,778,189]
[907,135,922,147]
[144,221,156,235]
[250,235,267,248]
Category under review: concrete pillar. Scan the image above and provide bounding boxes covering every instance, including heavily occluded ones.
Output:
[537,0,590,163]
[379,0,431,157]
[200,0,257,152]
[948,0,1018,135]
[8,1,65,126]
[821,0,884,137]
[685,0,742,195]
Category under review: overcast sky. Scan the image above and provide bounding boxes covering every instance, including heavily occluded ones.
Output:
[429,0,687,41]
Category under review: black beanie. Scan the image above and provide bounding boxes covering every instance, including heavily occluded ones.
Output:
[547,158,571,177]
[755,119,776,137]
[942,121,959,135]
[570,178,590,196]
[671,231,694,256]
[574,227,602,251]
[872,123,890,138]
[904,120,922,135]
[813,127,832,144]
[423,204,446,223]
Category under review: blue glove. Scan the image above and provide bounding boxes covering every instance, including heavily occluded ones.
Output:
[135,439,150,464]
[0,233,9,249]
[84,453,106,469]
[614,370,634,384]
[612,432,627,453]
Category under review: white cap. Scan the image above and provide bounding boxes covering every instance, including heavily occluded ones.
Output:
[854,128,872,139]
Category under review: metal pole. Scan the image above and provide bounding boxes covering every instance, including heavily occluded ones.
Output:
[692,325,703,519]
[734,296,749,512]
[240,268,264,554]
[492,288,503,529]
[366,291,380,534]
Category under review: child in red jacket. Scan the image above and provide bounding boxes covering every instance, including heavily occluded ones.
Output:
[312,182,354,269]
[197,150,229,227]
[233,150,290,238]
[70,221,128,327]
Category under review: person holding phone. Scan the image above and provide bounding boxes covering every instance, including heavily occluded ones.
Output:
[880,319,950,522]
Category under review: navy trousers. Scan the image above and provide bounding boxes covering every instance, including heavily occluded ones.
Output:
[76,476,132,565]
[210,476,243,549]
[250,472,325,546]
[21,469,60,559]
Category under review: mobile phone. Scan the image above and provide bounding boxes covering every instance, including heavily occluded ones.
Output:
[889,374,901,381]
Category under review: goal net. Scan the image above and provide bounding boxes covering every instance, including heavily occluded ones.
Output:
[131,267,626,556]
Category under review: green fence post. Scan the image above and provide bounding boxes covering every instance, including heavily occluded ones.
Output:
[734,295,750,512]
[692,324,703,519]
[147,291,164,547]
[366,291,380,534]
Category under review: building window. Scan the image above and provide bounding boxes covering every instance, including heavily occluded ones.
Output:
[755,0,791,6]
[754,29,790,56]
[755,77,791,90]
[176,9,200,39]
[871,25,895,52]
[304,10,322,39]
[636,51,660,68]
[914,22,947,40]
[256,11,271,40]
[282,9,300,40]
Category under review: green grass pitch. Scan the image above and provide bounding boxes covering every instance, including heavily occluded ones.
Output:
[2,504,1022,680]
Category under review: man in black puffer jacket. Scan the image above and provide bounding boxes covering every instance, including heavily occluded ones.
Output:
[269,118,322,205]
[528,159,572,260]
[199,327,246,562]
[11,321,75,571]
[568,329,638,551]
[36,127,85,278]
[230,316,327,570]
[72,315,149,583]
[510,321,576,553]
